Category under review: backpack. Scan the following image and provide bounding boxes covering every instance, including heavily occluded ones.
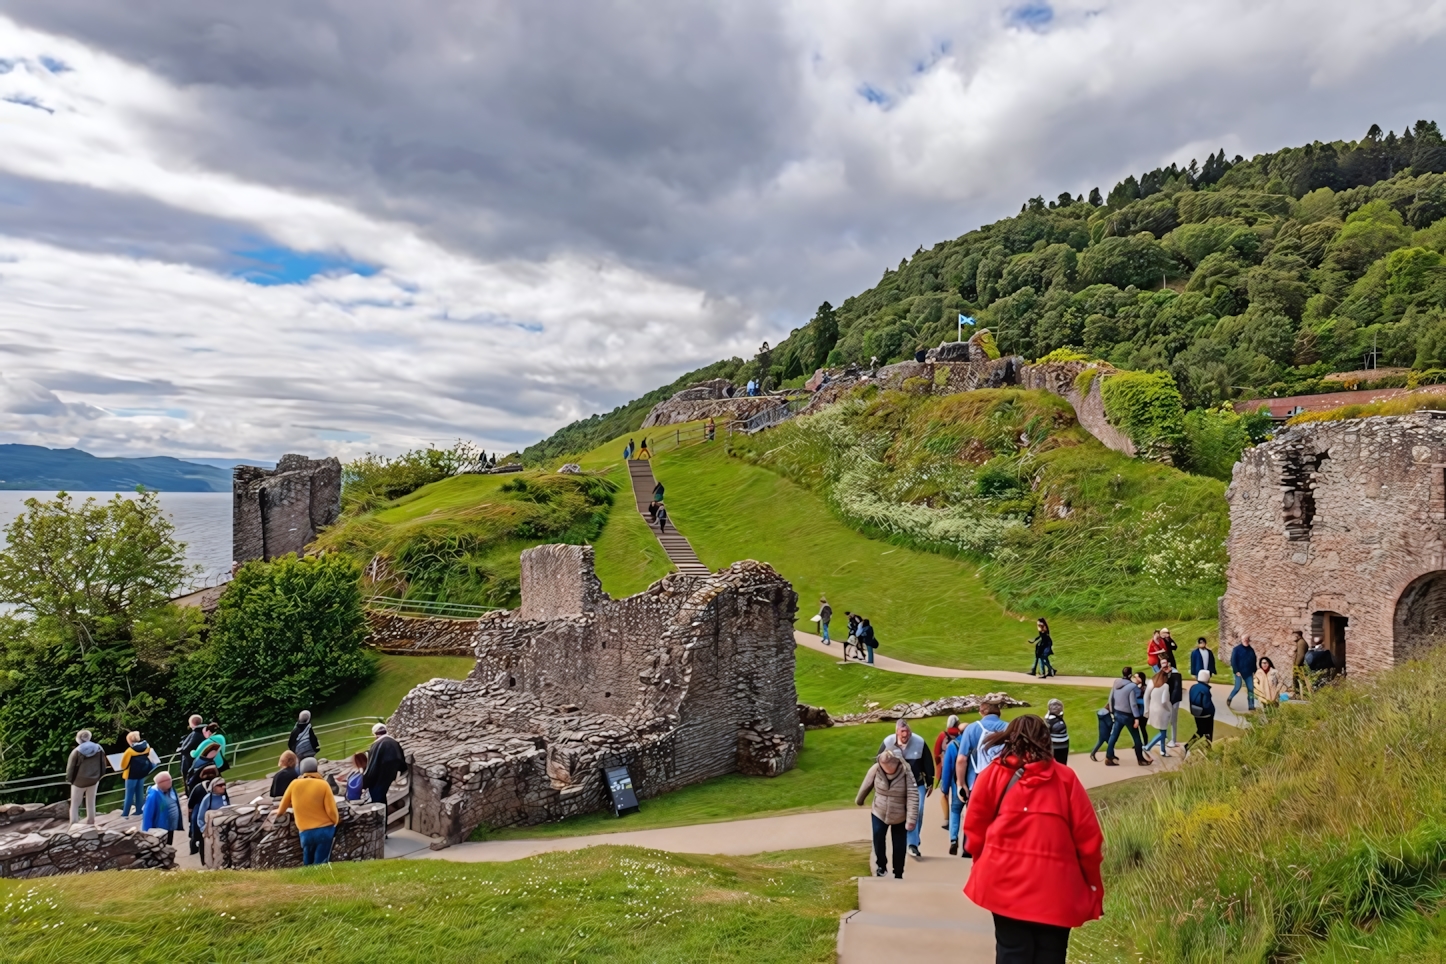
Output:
[971,722,1003,777]
[128,752,154,781]
[1188,685,1210,717]
[346,772,365,801]
[295,725,317,759]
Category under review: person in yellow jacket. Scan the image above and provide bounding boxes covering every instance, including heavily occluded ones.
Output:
[119,732,155,818]
[275,757,340,865]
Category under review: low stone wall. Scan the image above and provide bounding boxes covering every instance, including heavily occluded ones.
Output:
[0,801,71,836]
[366,611,481,656]
[204,797,387,869]
[0,825,175,878]
[640,396,780,429]
[1018,361,1137,458]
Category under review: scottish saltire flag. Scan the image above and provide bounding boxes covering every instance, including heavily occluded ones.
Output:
[959,313,975,326]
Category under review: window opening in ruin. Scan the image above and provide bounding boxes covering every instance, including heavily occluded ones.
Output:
[604,691,611,698]
[508,676,516,688]
[1282,448,1329,541]
[1310,610,1348,679]
[1393,571,1446,663]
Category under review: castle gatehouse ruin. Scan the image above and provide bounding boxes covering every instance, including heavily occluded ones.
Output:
[388,544,803,843]
[233,454,342,564]
[1220,413,1446,675]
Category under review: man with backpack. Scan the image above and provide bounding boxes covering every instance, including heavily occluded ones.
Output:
[952,700,1009,857]
[119,731,155,817]
[879,720,934,860]
[857,618,877,664]
[1186,669,1216,752]
[362,723,409,809]
[289,710,320,762]
[177,714,206,779]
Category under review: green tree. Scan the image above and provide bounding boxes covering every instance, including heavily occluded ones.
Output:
[1077,235,1173,290]
[174,554,374,736]
[0,492,197,781]
[810,301,839,370]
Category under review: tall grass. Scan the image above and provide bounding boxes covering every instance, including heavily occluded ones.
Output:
[1074,649,1446,963]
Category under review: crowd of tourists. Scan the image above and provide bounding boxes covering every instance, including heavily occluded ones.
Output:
[814,598,880,663]
[61,709,407,868]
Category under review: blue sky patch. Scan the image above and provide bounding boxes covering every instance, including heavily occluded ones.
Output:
[1009,3,1055,29]
[4,95,54,115]
[858,83,892,108]
[108,407,188,419]
[230,245,379,286]
[38,56,72,74]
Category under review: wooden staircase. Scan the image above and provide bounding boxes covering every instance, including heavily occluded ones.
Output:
[626,459,710,578]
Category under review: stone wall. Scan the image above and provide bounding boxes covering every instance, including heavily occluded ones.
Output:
[0,801,71,836]
[233,453,343,563]
[367,611,483,656]
[0,825,175,878]
[1220,414,1446,675]
[389,547,802,842]
[518,544,603,621]
[1018,362,1137,458]
[203,797,386,869]
[640,396,781,429]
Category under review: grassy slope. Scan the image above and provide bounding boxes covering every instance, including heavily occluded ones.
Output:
[315,654,475,729]
[1,844,862,964]
[650,434,1210,675]
[576,441,675,597]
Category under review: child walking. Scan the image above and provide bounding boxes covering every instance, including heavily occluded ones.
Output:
[1044,699,1070,764]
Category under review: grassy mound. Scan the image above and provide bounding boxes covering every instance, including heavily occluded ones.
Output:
[1075,651,1446,963]
[730,387,1228,620]
[648,429,1210,674]
[1,844,861,963]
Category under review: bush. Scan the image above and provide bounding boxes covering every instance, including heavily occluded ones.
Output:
[343,445,467,513]
[1100,370,1187,461]
[1035,346,1091,363]
[174,554,374,735]
[1180,405,1273,480]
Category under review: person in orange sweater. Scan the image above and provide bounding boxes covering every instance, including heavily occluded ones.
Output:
[275,757,340,865]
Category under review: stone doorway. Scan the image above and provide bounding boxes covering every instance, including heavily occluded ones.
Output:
[1393,571,1446,662]
[1311,610,1348,677]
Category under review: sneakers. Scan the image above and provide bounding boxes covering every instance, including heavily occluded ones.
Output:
[940,822,949,830]
[875,866,887,877]
[1089,751,1098,762]
[948,840,958,856]
[908,845,922,859]
[1105,758,1119,766]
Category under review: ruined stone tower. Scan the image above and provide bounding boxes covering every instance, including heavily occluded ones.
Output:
[232,454,342,563]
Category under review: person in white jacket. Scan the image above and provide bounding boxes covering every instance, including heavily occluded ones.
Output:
[1142,670,1174,758]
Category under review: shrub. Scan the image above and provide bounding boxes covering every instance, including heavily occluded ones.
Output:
[1035,346,1091,363]
[1100,370,1187,461]
[1180,405,1274,480]
[343,445,468,513]
[174,554,374,735]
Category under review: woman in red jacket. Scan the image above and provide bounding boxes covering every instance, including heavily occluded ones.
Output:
[963,714,1104,963]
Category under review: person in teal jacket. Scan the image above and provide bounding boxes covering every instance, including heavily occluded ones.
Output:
[191,724,227,770]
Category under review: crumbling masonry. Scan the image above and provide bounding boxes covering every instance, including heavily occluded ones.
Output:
[1220,413,1446,675]
[233,453,342,563]
[388,545,803,843]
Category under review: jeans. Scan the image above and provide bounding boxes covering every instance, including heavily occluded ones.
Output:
[1143,727,1168,755]
[993,913,1071,964]
[122,778,145,817]
[299,825,336,865]
[866,644,874,664]
[1229,673,1256,710]
[69,784,98,825]
[871,814,907,878]
[820,621,830,643]
[906,785,926,848]
[1106,711,1144,761]
[1169,702,1182,743]
[948,786,965,843]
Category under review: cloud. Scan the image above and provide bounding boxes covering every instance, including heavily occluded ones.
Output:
[1,4,1445,458]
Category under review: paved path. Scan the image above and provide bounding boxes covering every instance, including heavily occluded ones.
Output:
[626,458,709,576]
[794,630,1247,728]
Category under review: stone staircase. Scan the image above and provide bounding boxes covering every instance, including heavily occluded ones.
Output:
[626,459,710,577]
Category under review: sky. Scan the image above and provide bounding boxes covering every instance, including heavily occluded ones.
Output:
[1,2,1444,461]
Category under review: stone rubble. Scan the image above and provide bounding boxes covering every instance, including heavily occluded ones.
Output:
[799,692,1028,729]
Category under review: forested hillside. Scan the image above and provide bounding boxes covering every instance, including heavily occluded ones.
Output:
[529,121,1446,460]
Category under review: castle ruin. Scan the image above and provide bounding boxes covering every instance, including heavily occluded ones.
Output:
[1220,413,1446,675]
[233,454,342,563]
[388,544,802,843]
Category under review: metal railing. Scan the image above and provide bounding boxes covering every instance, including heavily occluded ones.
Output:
[0,716,387,810]
[365,595,500,619]
[735,396,810,434]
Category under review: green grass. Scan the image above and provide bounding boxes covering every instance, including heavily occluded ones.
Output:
[0,843,864,963]
[315,654,475,729]
[648,434,1211,675]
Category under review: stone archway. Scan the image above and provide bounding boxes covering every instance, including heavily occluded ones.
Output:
[1393,571,1446,662]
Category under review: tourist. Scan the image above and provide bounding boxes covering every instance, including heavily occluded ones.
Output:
[1304,638,1335,689]
[186,765,219,855]
[962,715,1104,964]
[857,618,877,664]
[1030,618,1055,677]
[1228,635,1258,711]
[856,750,917,879]
[1146,630,1166,670]
[276,757,341,866]
[191,723,227,771]
[624,438,634,459]
[1143,670,1172,758]
[65,729,106,826]
[705,417,716,441]
[119,731,155,818]
[879,721,934,860]
[955,700,1010,857]
[289,710,320,761]
[1104,668,1150,767]
[191,777,230,865]
[933,715,962,826]
[1186,670,1216,752]
[1291,630,1309,668]
[940,725,967,854]
[1163,659,1184,747]
[1190,637,1217,677]
[176,714,206,777]
[818,597,833,645]
[1160,628,1179,671]
[1255,656,1285,706]
[346,752,369,800]
[844,611,862,660]
[655,502,670,534]
[638,438,652,459]
[652,479,665,503]
[189,744,224,791]
[648,500,660,523]
[271,750,300,799]
[1087,705,1111,763]
[1044,699,1069,764]
[141,771,182,846]
[362,723,409,807]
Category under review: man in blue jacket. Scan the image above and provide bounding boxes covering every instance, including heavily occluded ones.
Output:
[951,700,1009,857]
[141,771,182,846]
[1190,637,1217,677]
[1228,635,1258,711]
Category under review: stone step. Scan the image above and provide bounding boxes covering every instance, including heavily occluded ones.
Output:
[837,909,995,964]
[856,876,982,919]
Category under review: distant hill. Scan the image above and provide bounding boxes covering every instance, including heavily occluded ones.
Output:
[0,445,233,491]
